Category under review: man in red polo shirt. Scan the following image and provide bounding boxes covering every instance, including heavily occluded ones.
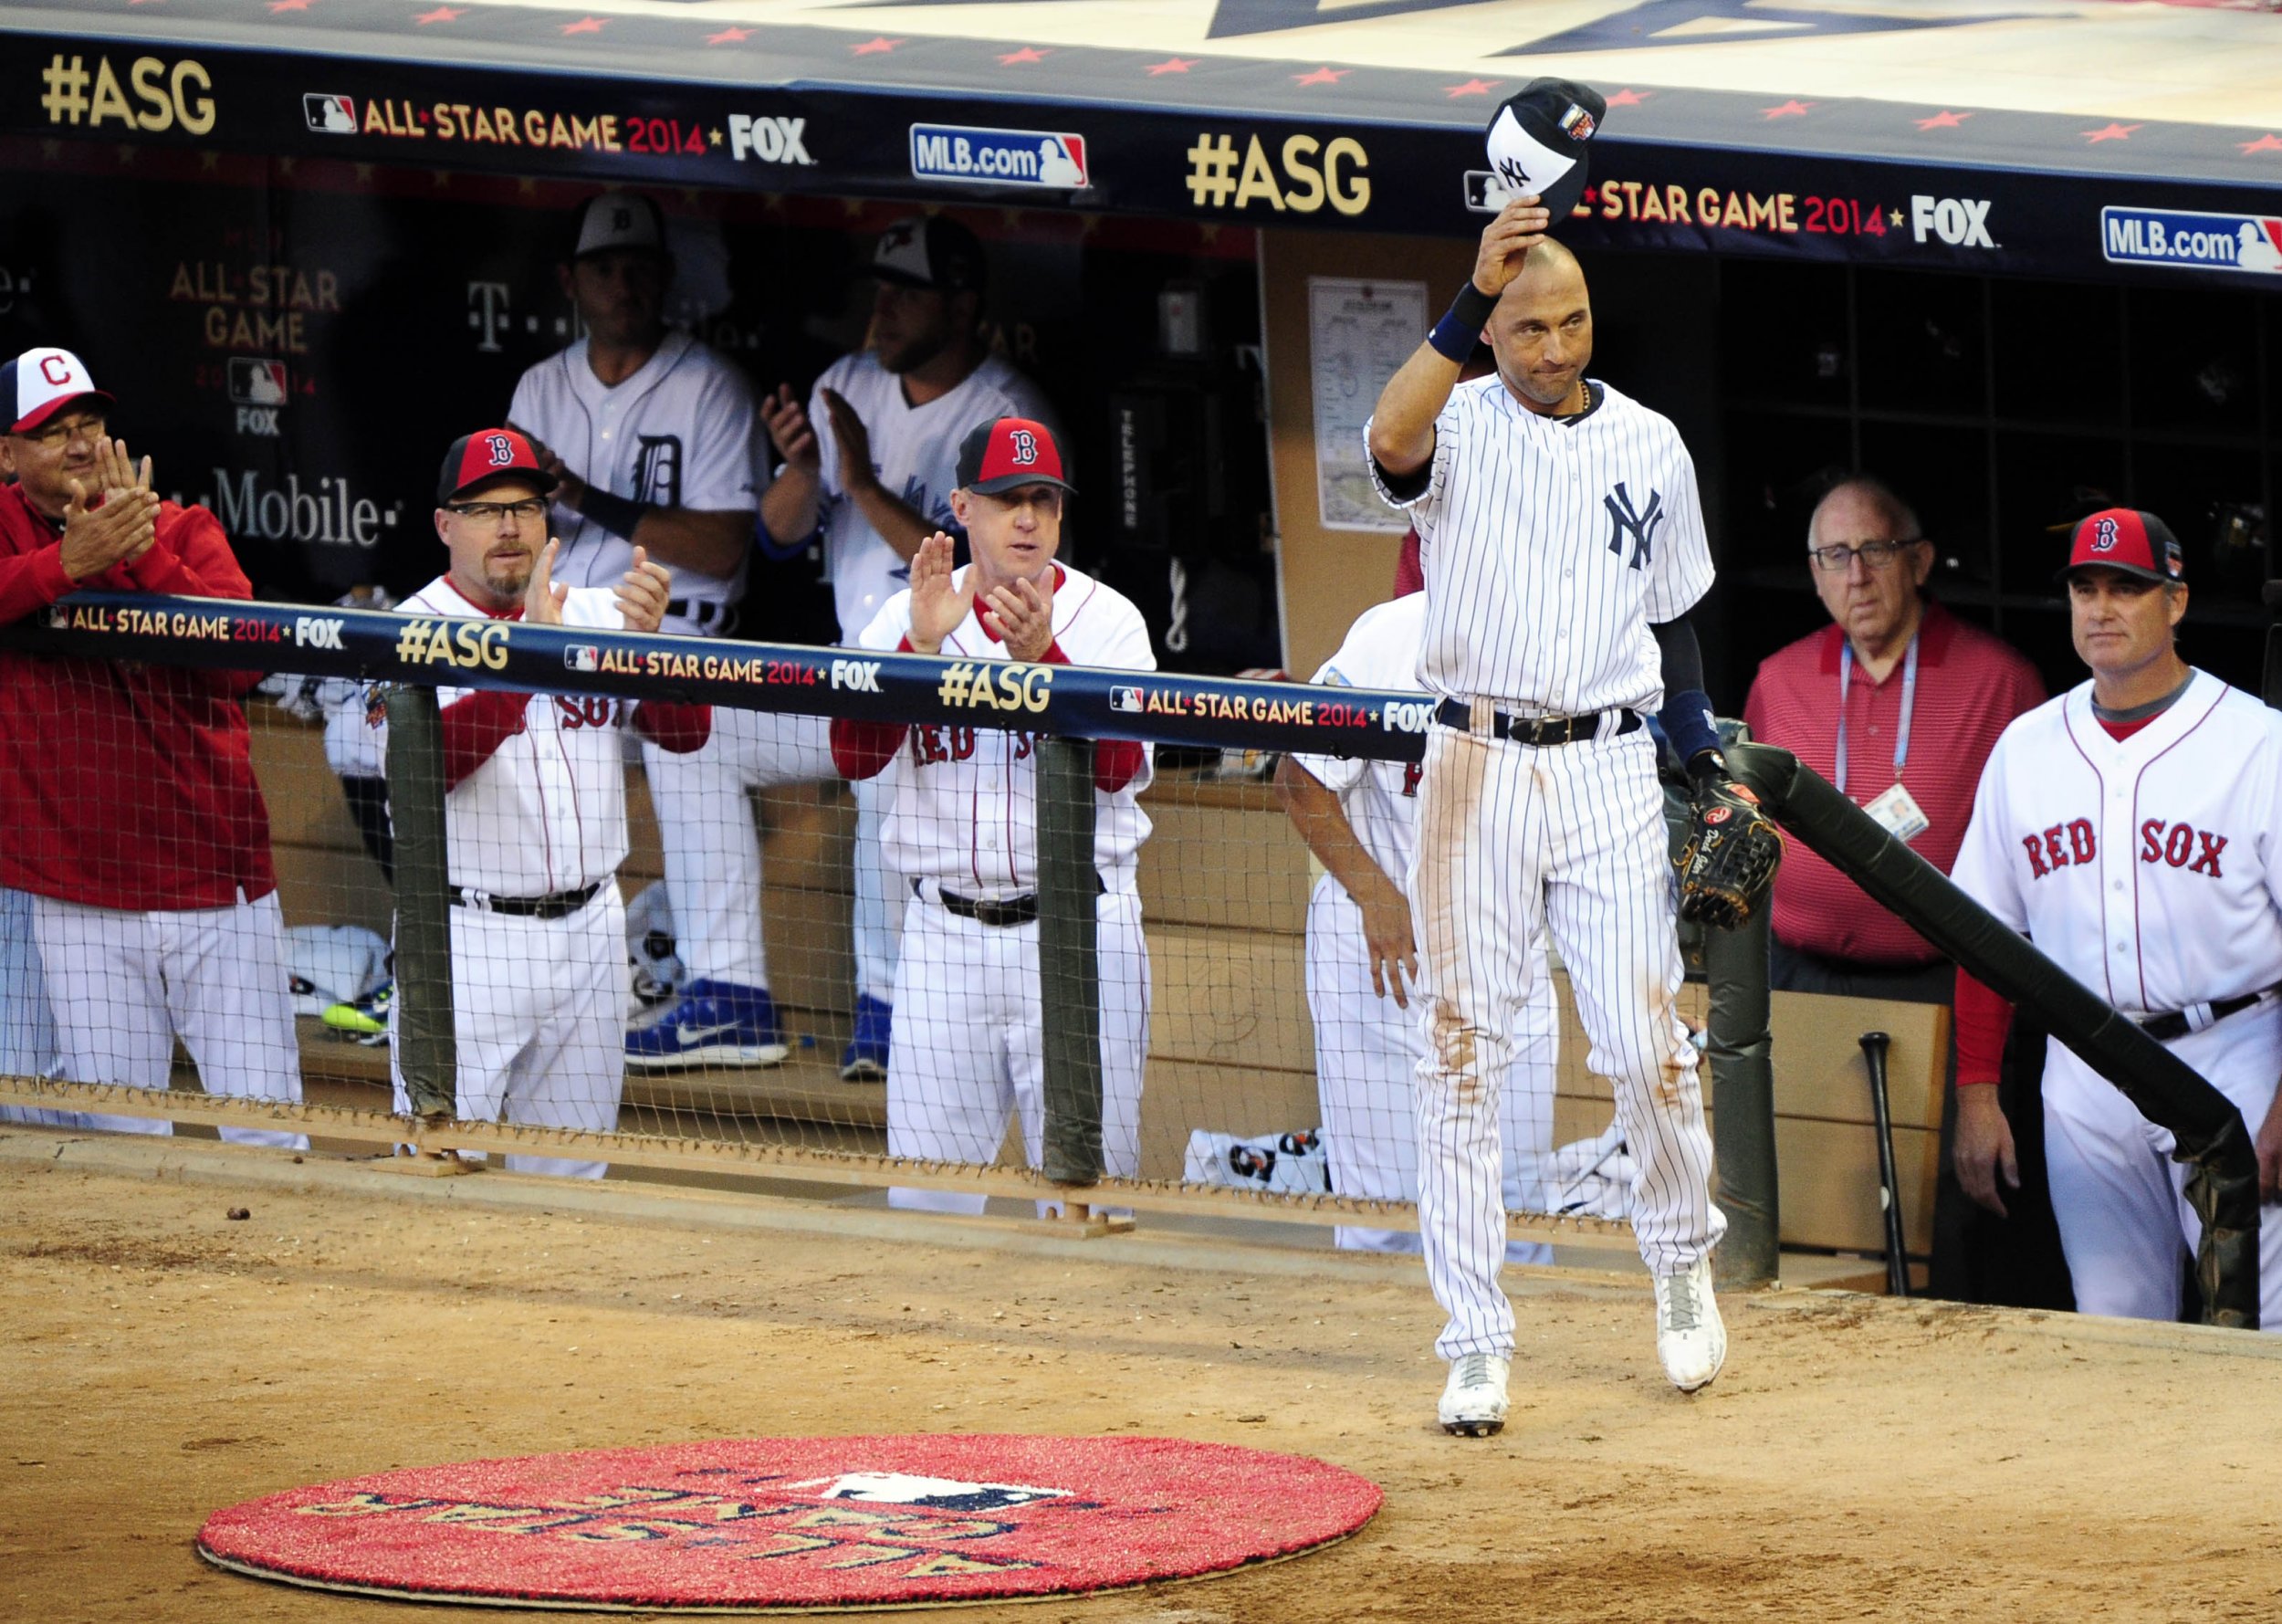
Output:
[1744,477,2044,1000]
[1745,475,2066,1307]
[0,346,302,1147]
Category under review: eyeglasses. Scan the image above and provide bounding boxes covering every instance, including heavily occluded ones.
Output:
[1809,538,1923,572]
[445,498,548,527]
[18,414,107,451]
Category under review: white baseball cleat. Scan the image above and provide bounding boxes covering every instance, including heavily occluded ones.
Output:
[1438,1352,1511,1437]
[1654,1257,1727,1393]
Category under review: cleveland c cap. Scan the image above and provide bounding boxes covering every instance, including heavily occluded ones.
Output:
[1483,78,1607,222]
[872,215,986,293]
[956,416,1073,497]
[438,428,557,505]
[3,347,115,435]
[2059,507,2184,585]
[570,190,666,260]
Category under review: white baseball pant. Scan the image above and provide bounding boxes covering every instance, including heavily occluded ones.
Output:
[391,885,626,1179]
[1305,874,1554,1261]
[0,885,59,1083]
[1411,724,1722,1360]
[16,891,304,1148]
[885,885,1148,1214]
[2041,1005,2282,1329]
[641,707,836,990]
[853,777,904,1007]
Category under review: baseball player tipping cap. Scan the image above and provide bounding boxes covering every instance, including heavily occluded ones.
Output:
[436,427,559,505]
[1484,77,1607,221]
[956,416,1074,496]
[2,346,115,435]
[2059,507,2183,585]
[872,215,986,293]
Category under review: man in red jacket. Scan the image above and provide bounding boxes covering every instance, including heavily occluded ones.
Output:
[0,347,302,1147]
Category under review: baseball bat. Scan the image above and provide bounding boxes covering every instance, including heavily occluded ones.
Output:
[1858,1031,1910,1298]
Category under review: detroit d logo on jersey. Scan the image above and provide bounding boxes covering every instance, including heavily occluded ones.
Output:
[633,435,682,508]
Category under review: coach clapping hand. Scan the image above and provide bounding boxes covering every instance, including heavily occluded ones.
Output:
[522,537,570,626]
[980,574,1054,665]
[613,546,672,634]
[904,531,965,656]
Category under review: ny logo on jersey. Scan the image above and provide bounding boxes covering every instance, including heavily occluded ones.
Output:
[1603,482,1664,571]
[633,435,683,508]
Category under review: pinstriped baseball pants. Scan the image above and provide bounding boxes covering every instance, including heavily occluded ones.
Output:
[1409,722,1723,1360]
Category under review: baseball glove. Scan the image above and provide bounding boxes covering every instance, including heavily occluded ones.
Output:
[1676,770,1784,929]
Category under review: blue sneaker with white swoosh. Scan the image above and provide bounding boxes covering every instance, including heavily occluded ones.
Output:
[624,980,790,1071]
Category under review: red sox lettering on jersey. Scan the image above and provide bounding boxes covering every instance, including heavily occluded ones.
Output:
[1953,672,2282,1017]
[854,563,1154,885]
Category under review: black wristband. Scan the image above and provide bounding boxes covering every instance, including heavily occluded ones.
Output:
[576,487,652,543]
[1427,282,1500,363]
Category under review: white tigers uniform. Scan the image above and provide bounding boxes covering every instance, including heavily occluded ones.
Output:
[811,349,1057,1009]
[1366,376,1723,1361]
[1291,592,1560,1257]
[511,330,832,999]
[1950,671,2282,1326]
[850,563,1152,1211]
[385,577,658,1179]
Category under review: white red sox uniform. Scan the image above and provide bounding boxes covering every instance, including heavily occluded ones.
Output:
[811,351,1057,1008]
[385,576,709,1178]
[510,331,831,1003]
[1951,670,2282,1325]
[1291,592,1563,1258]
[1366,376,1724,1361]
[838,563,1152,1211]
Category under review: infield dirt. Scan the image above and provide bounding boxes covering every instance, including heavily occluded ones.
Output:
[5,1131,2279,1623]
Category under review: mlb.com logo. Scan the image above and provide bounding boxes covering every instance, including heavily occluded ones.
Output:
[910,123,1088,190]
[2101,205,2282,275]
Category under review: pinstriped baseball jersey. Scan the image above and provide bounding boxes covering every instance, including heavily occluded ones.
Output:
[1291,592,1428,887]
[1366,378,1712,714]
[508,330,760,618]
[398,578,643,898]
[852,563,1154,888]
[812,351,1056,639]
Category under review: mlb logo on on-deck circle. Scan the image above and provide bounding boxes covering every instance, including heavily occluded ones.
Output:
[564,645,601,674]
[1109,686,1145,714]
[303,94,356,134]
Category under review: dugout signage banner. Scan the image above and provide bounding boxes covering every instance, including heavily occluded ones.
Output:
[1,593,1434,762]
[5,27,2280,285]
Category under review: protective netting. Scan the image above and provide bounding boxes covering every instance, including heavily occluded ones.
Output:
[0,600,1722,1249]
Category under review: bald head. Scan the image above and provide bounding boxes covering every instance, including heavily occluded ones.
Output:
[1487,240,1592,414]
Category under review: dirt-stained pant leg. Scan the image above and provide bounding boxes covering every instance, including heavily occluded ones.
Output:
[1410,727,1550,1360]
[1538,729,1722,1274]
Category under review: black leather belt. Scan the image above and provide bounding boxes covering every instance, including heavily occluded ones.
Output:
[913,874,1106,928]
[665,598,734,634]
[1434,697,1642,747]
[2138,989,2276,1043]
[449,880,604,920]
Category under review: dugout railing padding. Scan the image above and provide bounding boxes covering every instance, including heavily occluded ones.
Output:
[1727,740,2260,1330]
[3,592,1770,1265]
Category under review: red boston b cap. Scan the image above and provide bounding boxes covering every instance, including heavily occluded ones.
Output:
[2059,507,2183,585]
[955,416,1074,497]
[437,428,558,505]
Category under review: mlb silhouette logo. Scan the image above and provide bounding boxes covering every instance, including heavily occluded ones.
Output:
[303,94,355,134]
[564,645,601,673]
[1109,686,1144,714]
[227,359,288,407]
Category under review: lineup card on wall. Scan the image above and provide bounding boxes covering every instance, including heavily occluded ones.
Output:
[1307,278,1425,534]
